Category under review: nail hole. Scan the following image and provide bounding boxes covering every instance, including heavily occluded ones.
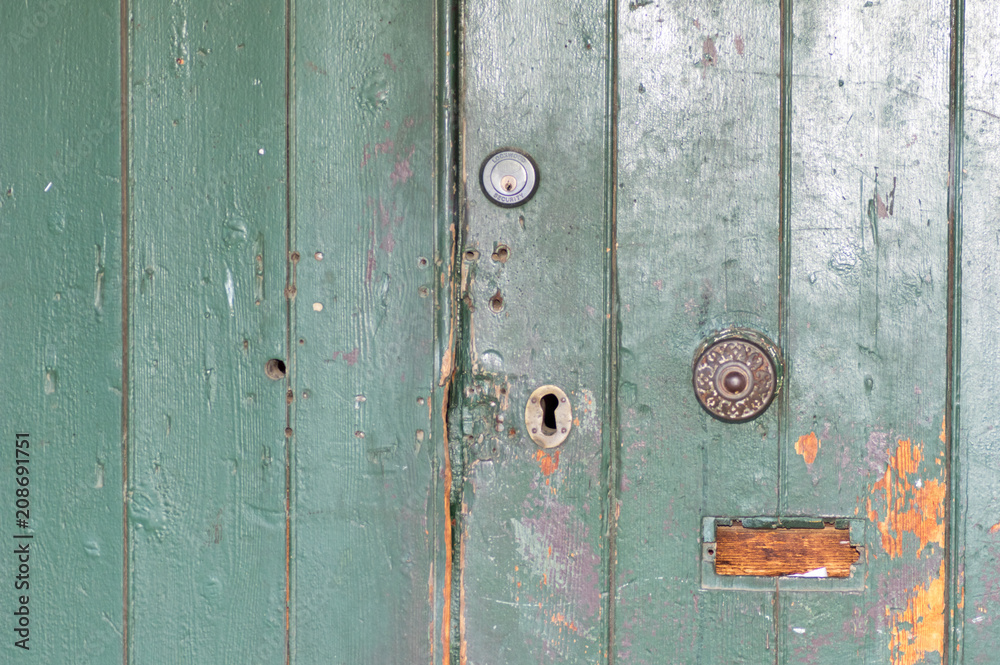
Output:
[284,427,294,438]
[464,249,479,261]
[707,548,715,556]
[489,292,504,312]
[540,393,559,436]
[265,359,287,380]
[492,245,510,263]
[418,257,428,268]
[417,397,425,405]
[314,251,324,260]
[290,251,301,263]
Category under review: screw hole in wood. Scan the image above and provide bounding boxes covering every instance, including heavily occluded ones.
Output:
[265,358,287,380]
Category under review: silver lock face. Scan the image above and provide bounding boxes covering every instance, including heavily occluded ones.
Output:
[479,148,539,207]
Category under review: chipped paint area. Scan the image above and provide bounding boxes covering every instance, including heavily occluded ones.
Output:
[535,449,561,480]
[888,560,946,665]
[865,437,947,664]
[866,438,946,559]
[795,431,821,465]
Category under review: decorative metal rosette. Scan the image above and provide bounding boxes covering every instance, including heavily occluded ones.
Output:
[692,330,781,423]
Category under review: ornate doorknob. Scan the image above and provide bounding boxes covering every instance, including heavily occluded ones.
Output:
[692,330,782,423]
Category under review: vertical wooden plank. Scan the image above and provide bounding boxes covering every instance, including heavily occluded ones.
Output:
[127,2,288,661]
[458,0,613,661]
[780,0,951,662]
[958,1,1000,661]
[614,1,781,662]
[0,4,123,662]
[290,0,444,662]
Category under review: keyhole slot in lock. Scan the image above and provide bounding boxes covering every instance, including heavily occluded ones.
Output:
[525,385,572,449]
[540,393,559,435]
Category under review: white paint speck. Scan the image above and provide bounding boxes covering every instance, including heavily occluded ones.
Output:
[792,627,806,635]
[257,148,265,155]
[225,268,235,312]
[312,302,323,312]
[44,182,52,192]
[789,567,828,578]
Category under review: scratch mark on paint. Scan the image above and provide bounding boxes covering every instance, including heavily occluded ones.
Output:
[795,431,821,465]
[734,34,745,55]
[510,501,601,620]
[383,52,397,71]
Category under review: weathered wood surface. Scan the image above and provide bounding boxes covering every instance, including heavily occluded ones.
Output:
[0,3,124,662]
[614,1,782,662]
[126,2,288,661]
[457,0,614,661]
[780,1,953,663]
[959,1,1000,662]
[290,0,447,662]
[715,524,859,578]
[2,0,996,662]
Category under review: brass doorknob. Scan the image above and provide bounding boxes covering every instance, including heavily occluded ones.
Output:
[692,330,781,423]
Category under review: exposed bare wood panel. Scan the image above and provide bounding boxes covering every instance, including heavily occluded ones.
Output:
[715,524,860,578]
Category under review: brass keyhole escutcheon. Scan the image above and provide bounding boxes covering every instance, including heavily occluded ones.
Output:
[692,330,781,423]
[524,385,572,448]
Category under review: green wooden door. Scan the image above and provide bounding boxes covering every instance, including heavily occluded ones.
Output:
[1,0,998,664]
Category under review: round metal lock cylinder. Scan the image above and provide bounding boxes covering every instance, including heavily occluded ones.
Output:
[479,148,539,207]
[524,385,571,449]
[692,329,782,423]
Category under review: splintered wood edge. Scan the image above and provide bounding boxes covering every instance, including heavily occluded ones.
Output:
[714,523,860,578]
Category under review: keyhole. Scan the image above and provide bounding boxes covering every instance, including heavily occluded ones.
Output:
[540,393,559,435]
[500,175,517,192]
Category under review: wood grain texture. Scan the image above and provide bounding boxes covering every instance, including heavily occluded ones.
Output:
[715,524,859,577]
[289,1,444,663]
[0,3,123,661]
[457,0,613,661]
[126,2,288,661]
[958,1,1000,661]
[613,1,781,662]
[780,1,952,663]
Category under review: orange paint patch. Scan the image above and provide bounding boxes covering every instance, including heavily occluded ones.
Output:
[989,521,1000,534]
[889,561,946,665]
[534,449,560,477]
[865,438,947,664]
[550,612,578,632]
[865,439,945,559]
[795,432,820,465]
